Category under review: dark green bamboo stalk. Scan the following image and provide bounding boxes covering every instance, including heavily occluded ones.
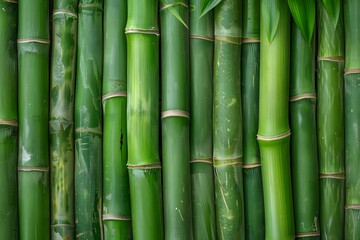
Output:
[290,20,320,240]
[189,0,217,239]
[258,0,294,239]
[344,0,360,238]
[126,1,164,239]
[75,1,103,239]
[102,0,132,239]
[160,0,192,239]
[50,1,78,239]
[317,0,345,239]
[0,1,18,239]
[17,0,50,239]
[241,0,264,239]
[213,0,244,239]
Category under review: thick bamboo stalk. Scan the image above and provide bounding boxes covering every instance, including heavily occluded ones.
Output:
[0,1,18,239]
[241,0,264,239]
[102,0,132,239]
[290,22,320,239]
[74,0,103,239]
[189,0,217,239]
[344,0,360,238]
[258,0,294,239]
[126,1,164,239]
[50,0,78,239]
[160,0,192,239]
[17,0,50,239]
[213,0,245,239]
[317,0,345,239]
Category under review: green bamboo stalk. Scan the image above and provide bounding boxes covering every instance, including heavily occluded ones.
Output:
[50,1,78,239]
[189,0,217,239]
[17,0,50,239]
[0,1,18,239]
[344,0,360,238]
[126,1,164,239]
[160,0,192,239]
[241,0,264,239]
[213,0,244,239]
[102,0,132,239]
[290,21,320,240]
[258,0,294,239]
[317,0,345,239]
[75,1,103,239]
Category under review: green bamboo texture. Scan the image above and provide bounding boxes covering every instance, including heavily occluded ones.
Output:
[189,0,217,239]
[344,0,360,238]
[290,22,320,239]
[0,1,18,239]
[160,0,192,239]
[75,0,103,239]
[17,0,50,239]
[317,0,345,239]
[102,0,132,239]
[50,1,78,239]
[126,1,164,239]
[213,0,244,239]
[258,0,294,239]
[241,0,265,239]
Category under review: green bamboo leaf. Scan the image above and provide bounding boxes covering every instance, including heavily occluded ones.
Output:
[321,0,340,27]
[261,0,281,43]
[200,0,222,17]
[162,1,189,29]
[169,6,189,29]
[288,0,315,44]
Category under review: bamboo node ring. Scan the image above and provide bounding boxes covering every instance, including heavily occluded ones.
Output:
[190,35,214,42]
[17,167,49,172]
[161,110,190,119]
[242,38,260,43]
[190,158,213,164]
[318,56,344,62]
[52,10,78,18]
[290,93,316,102]
[319,173,345,179]
[102,91,127,101]
[0,118,18,126]
[243,163,261,169]
[102,214,132,221]
[127,163,162,170]
[344,68,360,75]
[17,38,50,44]
[160,2,188,10]
[125,28,160,36]
[345,204,360,210]
[257,130,291,141]
[295,232,320,238]
[215,35,242,45]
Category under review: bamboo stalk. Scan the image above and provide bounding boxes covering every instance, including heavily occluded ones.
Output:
[189,0,217,239]
[290,21,320,240]
[50,0,78,239]
[258,0,294,239]
[160,0,192,239]
[17,0,50,239]
[126,1,164,239]
[102,0,132,239]
[74,0,103,239]
[241,0,264,239]
[344,0,360,238]
[317,0,345,238]
[0,0,18,239]
[213,0,245,238]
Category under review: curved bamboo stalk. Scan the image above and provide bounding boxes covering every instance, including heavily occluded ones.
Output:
[102,0,132,239]
[0,1,18,239]
[189,0,217,238]
[18,0,50,239]
[75,0,103,239]
[126,1,164,239]
[258,0,295,239]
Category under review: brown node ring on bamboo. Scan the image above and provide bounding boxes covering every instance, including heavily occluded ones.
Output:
[215,35,241,45]
[190,158,213,164]
[243,162,261,169]
[102,91,127,101]
[290,93,316,102]
[17,38,50,44]
[345,204,360,210]
[102,214,132,221]
[52,10,78,19]
[319,173,345,179]
[127,163,162,170]
[317,56,344,62]
[295,231,321,238]
[161,109,190,119]
[160,2,188,11]
[17,167,49,172]
[242,38,260,44]
[0,118,18,127]
[125,28,160,36]
[257,130,291,141]
[190,35,214,42]
[344,68,360,75]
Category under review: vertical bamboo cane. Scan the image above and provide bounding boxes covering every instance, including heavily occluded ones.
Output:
[18,0,50,239]
[0,1,18,239]
[75,0,103,239]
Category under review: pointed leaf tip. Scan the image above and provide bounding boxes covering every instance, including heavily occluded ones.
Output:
[261,0,281,43]
[288,0,315,44]
[200,0,222,17]
[321,0,340,27]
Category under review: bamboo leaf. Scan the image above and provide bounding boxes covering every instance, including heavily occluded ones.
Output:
[169,7,189,29]
[321,0,340,27]
[162,1,189,29]
[261,0,281,43]
[288,0,315,44]
[200,0,222,17]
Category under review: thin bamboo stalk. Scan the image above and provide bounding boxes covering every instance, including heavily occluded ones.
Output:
[0,0,18,239]
[344,0,360,238]
[189,0,217,238]
[102,0,132,239]
[241,0,264,239]
[74,0,103,239]
[160,0,192,239]
[258,0,295,239]
[213,0,245,239]
[17,0,50,239]
[317,0,345,238]
[126,1,164,239]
